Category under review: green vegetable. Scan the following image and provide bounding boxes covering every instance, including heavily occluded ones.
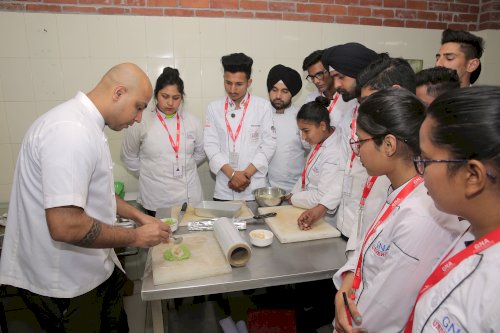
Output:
[161,218,177,226]
[163,244,191,261]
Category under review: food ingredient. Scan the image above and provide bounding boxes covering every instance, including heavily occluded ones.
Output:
[161,218,177,226]
[252,231,266,239]
[163,244,191,261]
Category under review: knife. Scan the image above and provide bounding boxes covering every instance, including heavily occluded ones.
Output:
[177,202,188,223]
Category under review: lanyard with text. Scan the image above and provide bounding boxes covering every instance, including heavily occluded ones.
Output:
[403,226,500,332]
[224,94,251,151]
[301,143,322,190]
[351,175,424,299]
[327,93,340,113]
[156,109,180,159]
[348,105,359,170]
[359,176,379,207]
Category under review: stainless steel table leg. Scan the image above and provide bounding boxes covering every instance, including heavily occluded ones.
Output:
[151,300,165,333]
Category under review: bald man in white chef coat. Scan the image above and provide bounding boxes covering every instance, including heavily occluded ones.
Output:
[0,63,171,332]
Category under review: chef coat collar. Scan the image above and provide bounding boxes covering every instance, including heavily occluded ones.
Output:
[385,176,419,204]
[272,105,294,114]
[320,127,339,148]
[227,92,250,110]
[76,91,105,131]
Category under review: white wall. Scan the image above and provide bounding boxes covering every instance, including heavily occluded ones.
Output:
[0,11,499,203]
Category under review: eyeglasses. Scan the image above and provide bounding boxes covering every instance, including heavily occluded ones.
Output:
[413,156,467,176]
[349,137,377,156]
[306,70,329,83]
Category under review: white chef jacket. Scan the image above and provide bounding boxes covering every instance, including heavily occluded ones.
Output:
[204,93,277,200]
[267,105,308,192]
[290,127,348,210]
[336,100,388,244]
[305,91,358,129]
[412,233,500,333]
[333,181,469,333]
[344,175,391,259]
[121,107,205,210]
[0,92,120,298]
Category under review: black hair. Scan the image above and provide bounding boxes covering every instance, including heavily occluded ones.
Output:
[297,96,330,126]
[154,67,184,99]
[441,29,485,60]
[356,54,416,96]
[416,67,460,99]
[357,87,426,156]
[302,50,324,71]
[427,86,500,170]
[221,53,253,79]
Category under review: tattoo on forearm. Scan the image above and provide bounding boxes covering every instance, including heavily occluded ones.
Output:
[75,217,102,247]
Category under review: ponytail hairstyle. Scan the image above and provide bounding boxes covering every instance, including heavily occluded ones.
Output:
[297,96,331,126]
[427,85,500,172]
[357,87,426,158]
[154,67,185,100]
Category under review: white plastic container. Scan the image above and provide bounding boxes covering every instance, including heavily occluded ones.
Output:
[194,201,243,218]
[249,229,274,247]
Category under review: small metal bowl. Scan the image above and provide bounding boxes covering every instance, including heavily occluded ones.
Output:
[253,187,286,207]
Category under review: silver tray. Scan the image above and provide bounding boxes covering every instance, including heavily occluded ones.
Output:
[194,201,243,218]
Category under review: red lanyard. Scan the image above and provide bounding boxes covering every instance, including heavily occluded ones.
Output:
[224,94,251,151]
[156,109,180,159]
[327,93,340,113]
[301,143,322,190]
[404,226,500,332]
[351,175,424,298]
[348,105,359,170]
[360,176,378,207]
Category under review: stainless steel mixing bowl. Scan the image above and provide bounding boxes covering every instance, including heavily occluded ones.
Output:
[253,187,286,207]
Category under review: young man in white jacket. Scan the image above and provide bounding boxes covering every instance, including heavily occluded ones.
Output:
[266,64,308,193]
[204,53,277,201]
[302,49,357,129]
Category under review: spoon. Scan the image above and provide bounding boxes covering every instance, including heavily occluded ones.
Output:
[171,235,183,245]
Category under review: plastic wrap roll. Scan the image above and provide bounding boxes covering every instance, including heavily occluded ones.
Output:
[213,217,252,267]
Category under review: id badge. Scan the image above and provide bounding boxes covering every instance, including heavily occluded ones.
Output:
[250,128,260,143]
[229,151,239,168]
[342,175,353,196]
[173,165,184,178]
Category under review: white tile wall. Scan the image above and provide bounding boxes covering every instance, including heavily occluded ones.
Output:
[0,11,499,203]
[25,13,60,58]
[56,14,90,58]
[0,12,29,58]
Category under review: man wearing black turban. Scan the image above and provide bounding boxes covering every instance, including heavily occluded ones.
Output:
[266,64,307,192]
[301,43,383,256]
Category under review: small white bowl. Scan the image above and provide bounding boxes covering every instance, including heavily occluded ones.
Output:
[249,229,274,247]
[161,217,178,232]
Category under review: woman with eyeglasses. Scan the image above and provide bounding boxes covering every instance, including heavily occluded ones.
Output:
[404,86,500,333]
[285,96,348,229]
[332,88,468,333]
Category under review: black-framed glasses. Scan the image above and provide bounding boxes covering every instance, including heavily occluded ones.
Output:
[413,156,467,176]
[349,137,377,156]
[306,70,329,83]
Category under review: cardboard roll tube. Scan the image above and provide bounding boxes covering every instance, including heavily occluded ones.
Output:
[213,217,252,267]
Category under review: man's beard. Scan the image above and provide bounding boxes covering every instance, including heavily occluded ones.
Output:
[337,88,355,102]
[271,98,292,111]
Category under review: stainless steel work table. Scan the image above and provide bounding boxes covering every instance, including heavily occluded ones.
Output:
[141,203,347,333]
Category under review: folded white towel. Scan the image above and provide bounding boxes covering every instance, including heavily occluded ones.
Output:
[219,316,238,333]
[236,320,248,333]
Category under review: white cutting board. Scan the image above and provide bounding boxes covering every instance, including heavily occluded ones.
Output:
[258,205,341,244]
[171,201,254,226]
[151,232,232,285]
